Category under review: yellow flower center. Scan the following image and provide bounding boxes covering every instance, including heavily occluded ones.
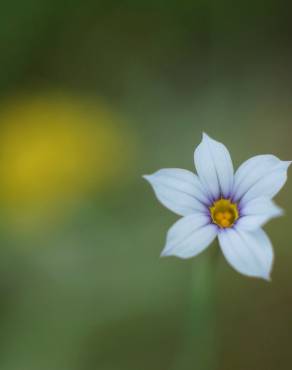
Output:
[210,199,239,228]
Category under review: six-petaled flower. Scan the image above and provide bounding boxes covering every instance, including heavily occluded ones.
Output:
[144,133,291,280]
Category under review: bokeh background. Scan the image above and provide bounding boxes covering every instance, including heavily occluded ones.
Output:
[0,1,291,370]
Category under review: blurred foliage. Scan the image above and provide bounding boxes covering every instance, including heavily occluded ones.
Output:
[0,1,291,370]
[0,92,133,232]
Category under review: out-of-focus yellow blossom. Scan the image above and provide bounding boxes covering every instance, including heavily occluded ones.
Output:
[0,93,133,231]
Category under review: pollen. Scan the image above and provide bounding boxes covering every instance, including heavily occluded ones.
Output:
[210,199,239,228]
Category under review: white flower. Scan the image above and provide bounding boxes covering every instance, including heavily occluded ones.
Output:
[144,133,291,280]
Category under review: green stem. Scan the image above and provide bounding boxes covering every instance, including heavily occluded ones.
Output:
[173,248,219,370]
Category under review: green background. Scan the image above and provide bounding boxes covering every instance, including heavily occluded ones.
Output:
[0,1,291,370]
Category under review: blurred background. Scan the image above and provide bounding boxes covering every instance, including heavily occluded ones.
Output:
[0,1,291,369]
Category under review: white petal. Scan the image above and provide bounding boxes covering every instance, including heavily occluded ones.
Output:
[218,227,273,280]
[236,197,283,231]
[143,169,210,216]
[161,214,218,259]
[233,155,291,203]
[194,133,234,200]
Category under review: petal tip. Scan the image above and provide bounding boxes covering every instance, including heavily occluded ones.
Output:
[272,202,285,217]
[142,174,153,182]
[160,249,170,257]
[202,132,211,141]
[279,160,292,171]
[263,273,272,282]
[259,267,272,281]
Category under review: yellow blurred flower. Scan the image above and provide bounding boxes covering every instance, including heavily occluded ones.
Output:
[0,92,133,231]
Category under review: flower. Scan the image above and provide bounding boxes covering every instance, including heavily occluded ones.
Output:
[144,133,291,280]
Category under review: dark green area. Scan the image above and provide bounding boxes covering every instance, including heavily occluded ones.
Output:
[0,1,292,369]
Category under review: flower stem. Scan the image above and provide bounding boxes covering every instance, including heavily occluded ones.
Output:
[173,248,219,370]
